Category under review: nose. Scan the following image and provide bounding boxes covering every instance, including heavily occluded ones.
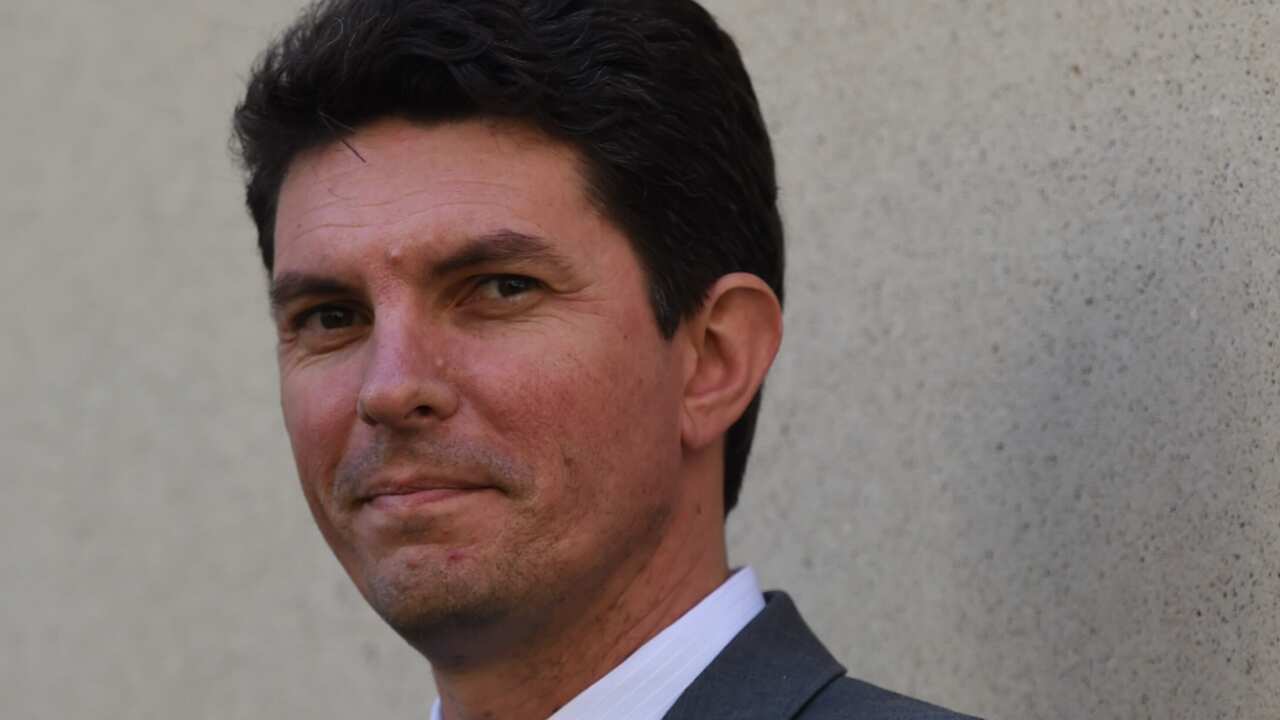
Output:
[356,317,459,429]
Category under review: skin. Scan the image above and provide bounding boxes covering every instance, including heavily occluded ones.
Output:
[271,117,782,720]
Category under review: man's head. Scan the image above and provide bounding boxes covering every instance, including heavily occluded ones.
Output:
[233,0,783,656]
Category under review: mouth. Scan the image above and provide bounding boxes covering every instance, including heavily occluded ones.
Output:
[356,476,495,513]
[365,486,488,512]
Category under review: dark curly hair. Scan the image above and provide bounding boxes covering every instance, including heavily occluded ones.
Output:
[232,0,784,514]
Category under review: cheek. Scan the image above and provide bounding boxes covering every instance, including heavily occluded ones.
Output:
[280,361,361,501]
[458,312,684,506]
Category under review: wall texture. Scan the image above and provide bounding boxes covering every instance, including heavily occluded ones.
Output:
[4,2,1278,719]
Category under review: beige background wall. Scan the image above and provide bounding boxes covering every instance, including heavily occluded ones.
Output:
[5,2,1278,719]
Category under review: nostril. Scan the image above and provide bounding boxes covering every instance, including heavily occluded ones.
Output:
[356,396,378,426]
[355,371,459,426]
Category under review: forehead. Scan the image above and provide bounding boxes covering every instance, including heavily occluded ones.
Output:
[273,117,601,272]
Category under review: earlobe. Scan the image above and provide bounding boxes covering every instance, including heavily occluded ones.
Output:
[680,273,783,451]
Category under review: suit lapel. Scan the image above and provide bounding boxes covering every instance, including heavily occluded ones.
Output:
[661,591,845,720]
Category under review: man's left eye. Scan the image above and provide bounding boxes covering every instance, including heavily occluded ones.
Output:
[476,275,541,301]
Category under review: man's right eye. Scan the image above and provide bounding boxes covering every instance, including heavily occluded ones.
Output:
[293,305,365,334]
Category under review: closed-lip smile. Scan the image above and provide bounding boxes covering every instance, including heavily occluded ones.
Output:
[358,476,492,511]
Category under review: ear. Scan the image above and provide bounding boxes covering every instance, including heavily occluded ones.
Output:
[680,273,783,451]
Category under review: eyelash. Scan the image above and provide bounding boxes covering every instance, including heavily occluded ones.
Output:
[290,304,360,331]
[473,274,543,300]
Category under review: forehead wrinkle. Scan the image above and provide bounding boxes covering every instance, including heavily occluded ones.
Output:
[284,199,535,247]
[283,171,552,234]
[304,178,532,215]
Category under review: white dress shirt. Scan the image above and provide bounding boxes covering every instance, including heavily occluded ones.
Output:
[429,567,766,720]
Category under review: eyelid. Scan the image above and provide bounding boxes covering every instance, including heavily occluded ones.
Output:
[471,273,543,297]
[289,301,366,331]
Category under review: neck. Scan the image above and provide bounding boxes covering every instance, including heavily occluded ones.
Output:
[430,466,729,720]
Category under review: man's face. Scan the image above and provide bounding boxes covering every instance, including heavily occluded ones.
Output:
[271,118,689,643]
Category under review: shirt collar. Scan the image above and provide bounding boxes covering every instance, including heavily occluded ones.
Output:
[430,567,765,720]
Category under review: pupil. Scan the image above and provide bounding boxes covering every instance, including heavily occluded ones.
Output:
[320,309,349,329]
[499,277,529,296]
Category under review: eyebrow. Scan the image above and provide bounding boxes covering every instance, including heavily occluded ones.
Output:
[268,274,359,314]
[429,230,573,280]
[269,230,572,313]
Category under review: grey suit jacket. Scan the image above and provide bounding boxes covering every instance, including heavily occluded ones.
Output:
[662,592,980,720]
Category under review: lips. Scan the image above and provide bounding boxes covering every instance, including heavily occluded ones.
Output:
[356,475,493,511]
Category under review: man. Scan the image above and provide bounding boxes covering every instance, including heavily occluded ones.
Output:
[233,1,976,718]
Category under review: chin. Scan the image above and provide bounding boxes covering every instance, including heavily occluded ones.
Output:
[357,549,519,649]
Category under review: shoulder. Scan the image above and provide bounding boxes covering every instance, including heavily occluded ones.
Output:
[662,588,981,720]
[799,675,982,720]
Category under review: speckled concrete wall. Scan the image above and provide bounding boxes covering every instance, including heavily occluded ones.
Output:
[4,1,1277,719]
